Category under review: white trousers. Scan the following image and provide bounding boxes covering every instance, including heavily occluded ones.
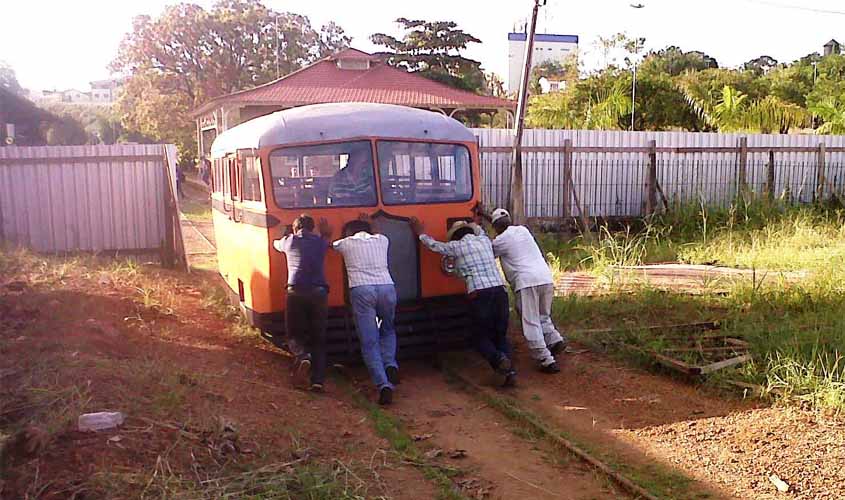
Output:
[517,284,565,366]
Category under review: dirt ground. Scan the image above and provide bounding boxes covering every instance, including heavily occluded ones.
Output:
[3,188,843,499]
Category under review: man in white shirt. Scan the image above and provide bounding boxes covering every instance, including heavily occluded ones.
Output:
[332,216,398,405]
[488,208,566,373]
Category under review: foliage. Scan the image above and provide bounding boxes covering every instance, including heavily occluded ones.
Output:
[0,60,24,95]
[809,97,845,134]
[529,57,578,94]
[370,18,486,93]
[111,0,350,165]
[681,84,811,133]
[40,103,150,144]
[639,46,718,76]
[544,202,845,411]
[742,55,779,76]
[526,76,631,130]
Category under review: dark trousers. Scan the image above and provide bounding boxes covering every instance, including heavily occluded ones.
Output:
[285,288,328,384]
[467,286,512,371]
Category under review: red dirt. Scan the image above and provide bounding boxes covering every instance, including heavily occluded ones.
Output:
[0,263,437,499]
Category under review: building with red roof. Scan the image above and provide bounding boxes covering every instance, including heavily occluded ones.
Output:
[193,48,514,157]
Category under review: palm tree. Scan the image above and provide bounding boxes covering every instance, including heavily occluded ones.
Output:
[681,84,810,133]
[584,83,632,129]
[526,83,631,130]
[809,97,845,135]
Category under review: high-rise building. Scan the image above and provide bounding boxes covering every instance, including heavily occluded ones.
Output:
[508,32,578,94]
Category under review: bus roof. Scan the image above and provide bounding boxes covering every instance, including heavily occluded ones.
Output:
[210,103,476,157]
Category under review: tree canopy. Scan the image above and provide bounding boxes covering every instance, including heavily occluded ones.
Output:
[111,0,349,164]
[370,18,487,93]
[0,60,24,96]
[528,34,841,135]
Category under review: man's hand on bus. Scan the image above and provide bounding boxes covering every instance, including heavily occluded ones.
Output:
[409,217,425,236]
[318,218,333,239]
[473,202,492,224]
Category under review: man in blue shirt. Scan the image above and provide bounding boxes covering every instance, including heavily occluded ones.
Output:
[273,214,332,392]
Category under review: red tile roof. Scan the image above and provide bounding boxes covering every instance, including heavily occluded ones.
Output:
[193,48,514,116]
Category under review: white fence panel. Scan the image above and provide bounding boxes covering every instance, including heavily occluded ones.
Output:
[472,129,845,219]
[0,144,175,253]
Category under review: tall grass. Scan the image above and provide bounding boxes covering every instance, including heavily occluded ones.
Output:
[542,200,845,412]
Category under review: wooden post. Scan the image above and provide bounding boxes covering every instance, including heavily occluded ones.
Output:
[645,140,657,217]
[766,150,776,201]
[817,142,826,202]
[562,139,572,220]
[738,137,748,199]
[162,160,176,269]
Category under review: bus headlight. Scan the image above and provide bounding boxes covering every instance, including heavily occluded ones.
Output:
[441,255,457,276]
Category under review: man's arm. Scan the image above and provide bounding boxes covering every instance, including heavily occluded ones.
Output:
[318,217,333,240]
[419,234,458,257]
[272,234,290,253]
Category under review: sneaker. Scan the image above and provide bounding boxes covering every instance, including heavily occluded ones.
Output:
[502,369,518,388]
[310,383,324,393]
[495,355,513,375]
[549,341,567,356]
[292,358,311,387]
[386,366,400,385]
[378,387,393,406]
[539,361,561,374]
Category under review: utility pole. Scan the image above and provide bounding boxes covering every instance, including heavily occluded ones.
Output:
[630,3,645,131]
[510,0,545,224]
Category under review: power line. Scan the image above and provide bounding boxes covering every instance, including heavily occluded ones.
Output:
[738,0,845,16]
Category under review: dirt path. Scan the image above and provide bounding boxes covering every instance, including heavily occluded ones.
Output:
[375,363,620,499]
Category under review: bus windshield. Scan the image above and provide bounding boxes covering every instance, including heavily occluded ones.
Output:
[269,140,377,208]
[377,141,472,205]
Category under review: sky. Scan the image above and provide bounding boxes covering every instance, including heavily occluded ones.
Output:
[3,0,845,93]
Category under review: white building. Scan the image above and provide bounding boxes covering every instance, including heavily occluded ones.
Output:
[35,79,123,106]
[508,32,578,93]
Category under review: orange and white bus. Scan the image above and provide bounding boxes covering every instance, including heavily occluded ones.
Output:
[209,103,480,359]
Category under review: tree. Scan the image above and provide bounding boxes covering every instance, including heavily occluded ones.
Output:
[682,84,810,133]
[370,18,486,92]
[0,60,24,96]
[742,55,779,76]
[529,55,578,94]
[639,46,718,76]
[809,97,845,134]
[111,0,350,164]
[526,76,631,130]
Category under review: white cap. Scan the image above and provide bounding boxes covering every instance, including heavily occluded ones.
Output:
[491,208,510,224]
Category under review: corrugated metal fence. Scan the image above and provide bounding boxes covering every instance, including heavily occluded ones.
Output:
[473,129,845,219]
[0,144,180,257]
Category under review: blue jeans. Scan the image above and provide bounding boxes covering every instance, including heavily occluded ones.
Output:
[350,284,398,390]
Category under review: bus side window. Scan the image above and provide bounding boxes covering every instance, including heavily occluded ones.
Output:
[242,156,262,202]
[228,156,241,200]
[223,157,231,198]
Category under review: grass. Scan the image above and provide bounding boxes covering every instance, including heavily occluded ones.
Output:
[541,200,845,412]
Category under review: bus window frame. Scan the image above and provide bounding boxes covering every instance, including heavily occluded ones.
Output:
[238,149,264,204]
[266,138,380,211]
[375,140,474,207]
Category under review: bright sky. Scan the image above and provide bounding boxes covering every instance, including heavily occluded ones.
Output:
[3,0,845,92]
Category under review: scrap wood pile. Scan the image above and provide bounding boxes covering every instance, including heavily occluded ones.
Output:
[577,321,752,376]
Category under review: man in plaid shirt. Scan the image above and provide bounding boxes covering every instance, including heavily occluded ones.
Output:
[412,218,517,386]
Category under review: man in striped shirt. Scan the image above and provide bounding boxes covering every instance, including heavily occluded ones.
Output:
[412,218,517,386]
[332,216,398,405]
